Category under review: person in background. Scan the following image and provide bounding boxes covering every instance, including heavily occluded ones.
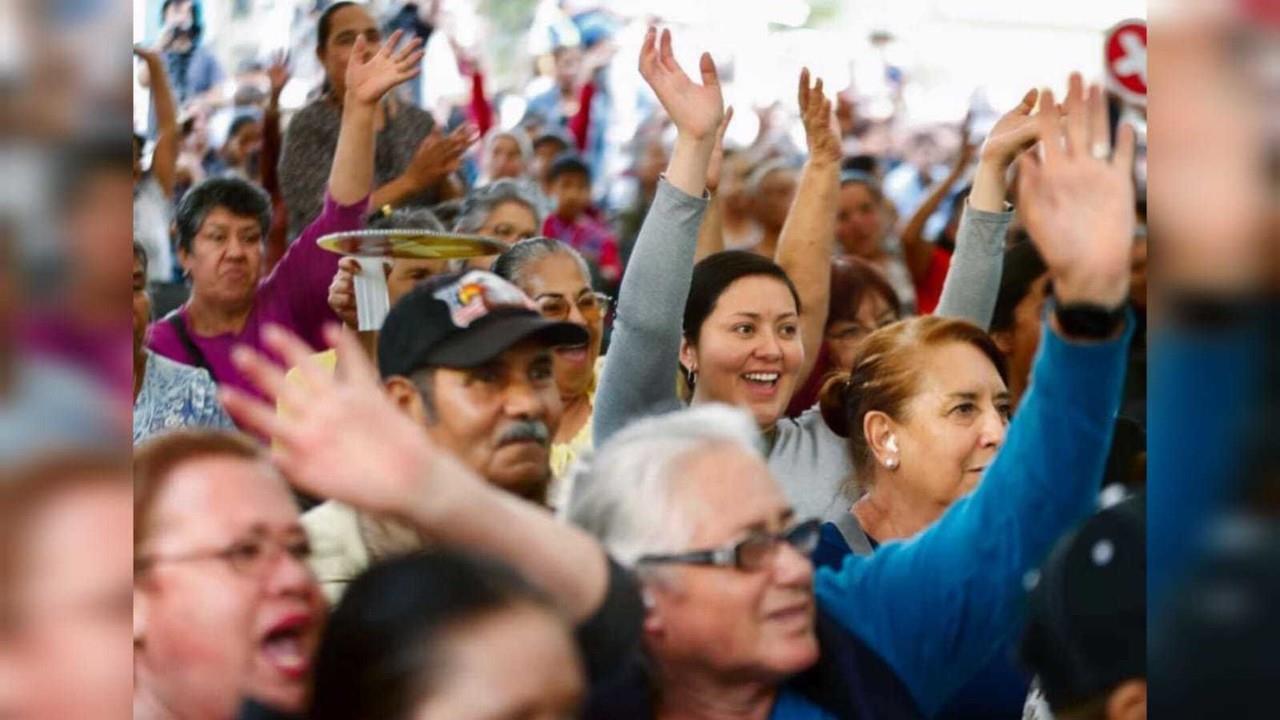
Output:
[717,149,764,251]
[478,129,533,185]
[0,456,133,720]
[785,256,902,416]
[383,1,436,107]
[148,31,424,400]
[742,158,798,258]
[531,129,572,190]
[279,1,470,239]
[133,45,179,284]
[834,170,917,313]
[541,154,621,289]
[493,238,610,502]
[612,130,670,269]
[453,179,545,269]
[311,551,585,720]
[217,114,264,182]
[146,0,225,111]
[134,242,234,444]
[1021,495,1146,720]
[301,270,584,599]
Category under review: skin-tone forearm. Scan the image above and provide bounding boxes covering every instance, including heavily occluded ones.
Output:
[329,94,379,206]
[969,157,1012,213]
[693,192,725,263]
[139,50,179,196]
[406,473,610,622]
[900,166,964,282]
[775,155,838,386]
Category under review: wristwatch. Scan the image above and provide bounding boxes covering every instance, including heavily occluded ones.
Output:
[1052,298,1127,339]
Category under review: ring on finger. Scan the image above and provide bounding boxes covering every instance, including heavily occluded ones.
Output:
[1091,142,1110,160]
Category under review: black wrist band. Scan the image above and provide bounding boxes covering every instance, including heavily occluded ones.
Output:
[1052,298,1127,339]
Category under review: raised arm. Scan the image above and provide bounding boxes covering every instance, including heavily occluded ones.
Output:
[368,123,477,210]
[134,46,179,197]
[816,75,1138,714]
[330,31,424,205]
[592,28,723,448]
[775,69,840,390]
[693,107,734,263]
[899,114,974,285]
[935,88,1041,328]
[221,323,613,622]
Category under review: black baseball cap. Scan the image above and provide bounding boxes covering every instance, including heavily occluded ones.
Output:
[377,270,588,379]
[1021,494,1146,712]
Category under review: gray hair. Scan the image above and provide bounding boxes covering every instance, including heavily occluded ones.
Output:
[566,404,763,567]
[367,207,444,233]
[490,237,591,292]
[452,179,547,235]
[745,157,801,197]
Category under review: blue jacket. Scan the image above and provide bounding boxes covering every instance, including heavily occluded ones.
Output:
[586,318,1131,719]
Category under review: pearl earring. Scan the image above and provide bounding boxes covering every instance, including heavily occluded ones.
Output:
[885,457,899,470]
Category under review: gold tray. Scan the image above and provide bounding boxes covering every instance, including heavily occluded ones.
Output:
[317,229,509,259]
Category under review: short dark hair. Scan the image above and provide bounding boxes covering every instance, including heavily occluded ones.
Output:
[842,154,879,176]
[991,237,1049,333]
[546,154,591,185]
[173,177,272,253]
[532,132,570,153]
[160,0,203,43]
[366,206,444,234]
[316,1,359,53]
[309,550,561,720]
[683,251,803,387]
[224,114,259,144]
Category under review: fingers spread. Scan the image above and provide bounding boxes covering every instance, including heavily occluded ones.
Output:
[1036,88,1064,164]
[261,324,324,379]
[327,323,380,385]
[1064,72,1087,156]
[220,386,292,445]
[1087,83,1109,155]
[1112,122,1137,171]
[798,67,810,112]
[1016,88,1038,114]
[230,344,291,404]
[698,52,718,89]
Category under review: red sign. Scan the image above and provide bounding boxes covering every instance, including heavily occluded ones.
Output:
[1105,20,1147,105]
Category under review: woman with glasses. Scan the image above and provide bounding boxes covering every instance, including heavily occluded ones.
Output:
[493,237,611,503]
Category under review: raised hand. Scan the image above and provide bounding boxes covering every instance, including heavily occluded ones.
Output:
[798,68,841,166]
[704,106,734,193]
[980,89,1041,167]
[1018,73,1136,307]
[405,123,479,190]
[345,30,425,107]
[327,258,360,328]
[220,324,482,522]
[638,27,724,141]
[267,50,291,101]
[951,110,977,173]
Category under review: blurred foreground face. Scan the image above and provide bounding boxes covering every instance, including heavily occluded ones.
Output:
[410,605,585,720]
[135,456,325,717]
[2,478,132,720]
[644,446,819,682]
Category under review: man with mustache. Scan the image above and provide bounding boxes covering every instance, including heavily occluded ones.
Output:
[302,269,584,599]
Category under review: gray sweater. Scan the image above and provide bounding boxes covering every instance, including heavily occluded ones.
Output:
[592,179,1011,522]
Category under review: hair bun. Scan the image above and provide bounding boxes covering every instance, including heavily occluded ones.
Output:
[818,372,853,438]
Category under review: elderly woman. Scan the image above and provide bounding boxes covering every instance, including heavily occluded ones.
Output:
[492,238,608,499]
[454,179,545,269]
[133,242,233,443]
[278,1,468,238]
[147,31,423,399]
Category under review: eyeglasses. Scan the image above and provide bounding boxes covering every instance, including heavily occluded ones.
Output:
[535,292,612,321]
[136,535,311,578]
[636,519,821,572]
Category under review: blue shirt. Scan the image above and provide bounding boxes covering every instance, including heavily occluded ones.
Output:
[133,351,235,444]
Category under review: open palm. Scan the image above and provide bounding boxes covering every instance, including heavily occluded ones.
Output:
[1018,74,1136,306]
[639,28,724,140]
[346,30,425,106]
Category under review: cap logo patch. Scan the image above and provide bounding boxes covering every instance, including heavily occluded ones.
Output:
[433,271,536,328]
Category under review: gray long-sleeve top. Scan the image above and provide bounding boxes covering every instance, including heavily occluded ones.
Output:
[591,179,1011,521]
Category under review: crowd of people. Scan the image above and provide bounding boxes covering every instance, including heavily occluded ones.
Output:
[116,2,1154,719]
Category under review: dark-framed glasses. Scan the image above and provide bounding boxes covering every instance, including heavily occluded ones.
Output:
[636,518,822,572]
[535,291,613,321]
[136,535,311,578]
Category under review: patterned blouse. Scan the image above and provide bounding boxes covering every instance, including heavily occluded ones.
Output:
[133,351,235,444]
